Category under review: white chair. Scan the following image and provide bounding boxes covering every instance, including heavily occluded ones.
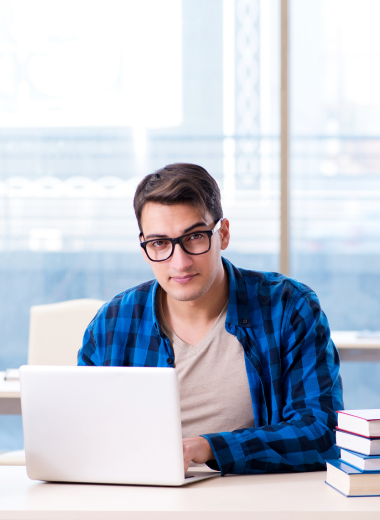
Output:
[28,298,105,366]
[0,298,105,466]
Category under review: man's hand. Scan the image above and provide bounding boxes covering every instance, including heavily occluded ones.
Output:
[182,436,215,473]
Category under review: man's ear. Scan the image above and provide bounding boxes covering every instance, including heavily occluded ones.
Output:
[220,218,230,251]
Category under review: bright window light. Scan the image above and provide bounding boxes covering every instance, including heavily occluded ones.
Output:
[0,0,182,128]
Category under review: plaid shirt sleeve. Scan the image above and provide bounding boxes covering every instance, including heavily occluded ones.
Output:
[202,288,343,476]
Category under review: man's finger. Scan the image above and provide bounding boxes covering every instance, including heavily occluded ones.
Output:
[182,443,192,474]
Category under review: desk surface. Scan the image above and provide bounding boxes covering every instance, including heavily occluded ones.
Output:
[0,372,22,413]
[331,331,380,349]
[1,466,380,520]
[0,372,20,398]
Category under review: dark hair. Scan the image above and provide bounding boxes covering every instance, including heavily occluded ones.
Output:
[133,163,223,233]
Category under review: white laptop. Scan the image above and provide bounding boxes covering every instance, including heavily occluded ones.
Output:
[20,365,220,486]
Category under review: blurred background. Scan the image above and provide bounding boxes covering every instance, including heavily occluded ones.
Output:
[0,0,379,448]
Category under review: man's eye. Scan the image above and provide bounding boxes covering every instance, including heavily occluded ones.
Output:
[188,233,205,240]
[151,240,170,248]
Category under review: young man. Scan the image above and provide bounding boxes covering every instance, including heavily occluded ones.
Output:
[78,163,343,476]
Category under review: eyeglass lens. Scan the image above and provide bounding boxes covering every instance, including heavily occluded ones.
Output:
[145,232,211,261]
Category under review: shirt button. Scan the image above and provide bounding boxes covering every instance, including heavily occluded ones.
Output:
[167,358,174,365]
[243,319,248,324]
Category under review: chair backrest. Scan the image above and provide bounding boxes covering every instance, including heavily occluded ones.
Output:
[28,299,105,366]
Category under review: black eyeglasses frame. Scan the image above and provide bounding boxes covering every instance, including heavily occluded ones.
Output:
[139,219,223,262]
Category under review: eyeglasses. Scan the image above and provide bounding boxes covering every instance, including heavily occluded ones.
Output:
[140,219,222,262]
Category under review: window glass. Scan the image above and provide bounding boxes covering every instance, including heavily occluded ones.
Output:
[0,0,279,448]
[290,0,380,408]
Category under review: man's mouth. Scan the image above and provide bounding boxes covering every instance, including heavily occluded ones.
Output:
[170,274,197,284]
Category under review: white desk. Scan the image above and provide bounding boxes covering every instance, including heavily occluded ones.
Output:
[331,331,380,349]
[0,466,380,520]
[331,331,380,361]
[0,371,21,414]
[1,333,379,415]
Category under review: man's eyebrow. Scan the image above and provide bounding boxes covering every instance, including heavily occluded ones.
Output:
[144,221,208,240]
[183,221,208,233]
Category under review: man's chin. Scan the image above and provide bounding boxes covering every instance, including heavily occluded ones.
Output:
[164,285,208,303]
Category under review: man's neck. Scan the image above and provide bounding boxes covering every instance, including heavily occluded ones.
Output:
[161,263,229,345]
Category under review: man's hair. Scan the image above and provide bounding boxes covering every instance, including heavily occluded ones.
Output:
[133,163,223,233]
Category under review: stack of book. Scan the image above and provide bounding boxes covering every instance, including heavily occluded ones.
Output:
[326,409,380,496]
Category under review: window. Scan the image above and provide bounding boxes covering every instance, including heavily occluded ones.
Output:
[0,0,280,448]
[1,0,378,449]
[291,0,380,407]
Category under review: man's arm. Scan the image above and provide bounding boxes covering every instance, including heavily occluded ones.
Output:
[200,289,343,476]
[78,324,100,365]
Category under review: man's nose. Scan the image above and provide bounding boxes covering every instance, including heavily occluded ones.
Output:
[169,242,193,270]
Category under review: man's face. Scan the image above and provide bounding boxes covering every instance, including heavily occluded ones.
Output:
[140,202,230,302]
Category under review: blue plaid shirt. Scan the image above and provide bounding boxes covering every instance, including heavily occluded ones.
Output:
[78,257,343,475]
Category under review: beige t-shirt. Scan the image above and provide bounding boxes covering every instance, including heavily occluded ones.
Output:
[158,297,255,438]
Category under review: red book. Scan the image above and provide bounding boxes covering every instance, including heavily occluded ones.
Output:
[335,430,380,456]
[337,410,380,438]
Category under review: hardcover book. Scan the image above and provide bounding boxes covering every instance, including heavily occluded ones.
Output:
[336,429,380,456]
[326,459,380,497]
[337,410,380,438]
[340,449,380,472]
